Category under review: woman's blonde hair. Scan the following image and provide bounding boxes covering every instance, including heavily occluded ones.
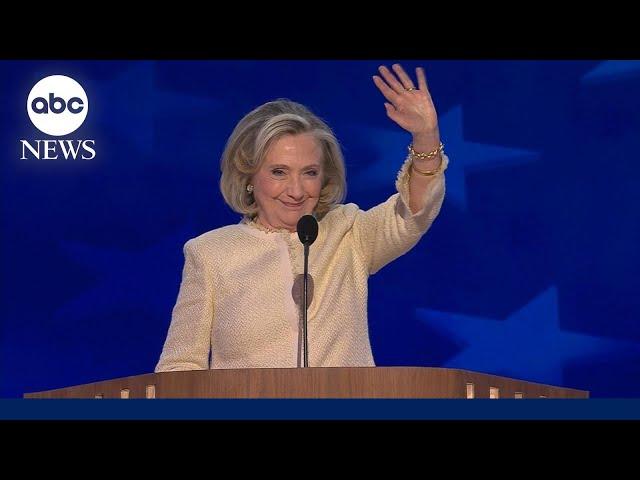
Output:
[220,99,346,219]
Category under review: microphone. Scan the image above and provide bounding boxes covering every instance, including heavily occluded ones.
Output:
[296,214,318,367]
[297,214,318,246]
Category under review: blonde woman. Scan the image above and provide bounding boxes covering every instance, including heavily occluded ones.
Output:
[156,64,448,371]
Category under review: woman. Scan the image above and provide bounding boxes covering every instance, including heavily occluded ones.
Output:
[155,63,448,371]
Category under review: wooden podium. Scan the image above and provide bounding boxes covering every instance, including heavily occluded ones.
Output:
[24,367,588,399]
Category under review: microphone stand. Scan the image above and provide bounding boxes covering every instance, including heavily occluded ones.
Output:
[297,214,317,368]
[302,242,310,368]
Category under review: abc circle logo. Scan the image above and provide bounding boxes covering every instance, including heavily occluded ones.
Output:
[27,75,89,136]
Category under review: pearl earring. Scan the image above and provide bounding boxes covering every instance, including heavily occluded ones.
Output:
[246,184,254,193]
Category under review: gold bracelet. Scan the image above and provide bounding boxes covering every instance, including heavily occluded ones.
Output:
[411,153,445,177]
[408,142,444,159]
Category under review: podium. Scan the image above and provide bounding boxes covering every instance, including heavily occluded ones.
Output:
[24,367,588,399]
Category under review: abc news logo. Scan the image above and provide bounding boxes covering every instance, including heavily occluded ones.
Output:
[20,75,96,160]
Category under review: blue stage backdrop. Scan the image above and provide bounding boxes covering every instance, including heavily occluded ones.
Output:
[2,60,639,399]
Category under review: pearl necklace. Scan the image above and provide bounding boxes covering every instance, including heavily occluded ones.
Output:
[245,217,293,234]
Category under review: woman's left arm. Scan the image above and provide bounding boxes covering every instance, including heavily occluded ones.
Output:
[350,64,447,275]
[373,64,445,214]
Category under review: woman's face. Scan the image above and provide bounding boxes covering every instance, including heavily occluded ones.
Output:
[252,133,324,232]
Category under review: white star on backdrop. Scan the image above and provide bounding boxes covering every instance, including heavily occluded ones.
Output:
[93,62,224,156]
[416,286,637,385]
[53,224,197,326]
[582,60,640,84]
[352,105,538,209]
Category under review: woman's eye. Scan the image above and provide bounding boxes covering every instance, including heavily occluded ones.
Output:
[271,169,285,176]
[306,170,318,177]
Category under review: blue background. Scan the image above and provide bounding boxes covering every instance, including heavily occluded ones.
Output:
[2,60,639,399]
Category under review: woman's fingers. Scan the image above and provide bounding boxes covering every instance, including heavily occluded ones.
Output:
[416,67,429,91]
[378,65,407,94]
[392,64,416,91]
[372,75,400,105]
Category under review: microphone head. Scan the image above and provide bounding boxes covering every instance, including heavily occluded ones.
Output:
[297,214,318,245]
